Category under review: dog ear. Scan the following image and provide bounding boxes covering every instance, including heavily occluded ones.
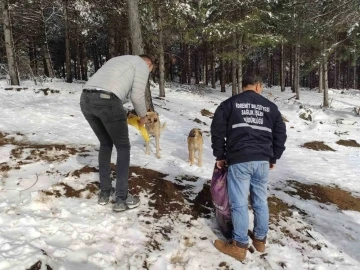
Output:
[189,129,195,137]
[198,130,202,136]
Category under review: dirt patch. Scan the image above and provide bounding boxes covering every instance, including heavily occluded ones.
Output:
[287,180,360,212]
[10,144,86,164]
[301,141,335,151]
[268,196,292,223]
[35,88,60,95]
[66,166,98,178]
[201,109,214,119]
[26,260,52,270]
[41,182,99,198]
[129,166,212,219]
[336,139,360,147]
[193,118,208,126]
[0,132,15,147]
[0,163,11,172]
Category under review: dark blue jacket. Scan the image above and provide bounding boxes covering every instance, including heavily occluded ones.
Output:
[211,91,287,165]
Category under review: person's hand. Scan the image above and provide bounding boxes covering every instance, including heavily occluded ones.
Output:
[270,163,275,170]
[216,160,226,169]
[138,116,148,125]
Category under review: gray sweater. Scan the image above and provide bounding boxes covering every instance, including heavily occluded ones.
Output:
[83,55,149,117]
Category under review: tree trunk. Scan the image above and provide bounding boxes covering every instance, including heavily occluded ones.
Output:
[187,44,191,84]
[231,35,237,96]
[2,0,20,85]
[271,51,275,86]
[203,43,208,85]
[127,0,144,55]
[40,5,54,78]
[323,57,329,107]
[319,61,323,93]
[195,49,200,84]
[109,24,116,58]
[127,0,153,111]
[294,44,300,99]
[63,0,72,83]
[211,43,216,88]
[290,46,294,91]
[237,35,243,93]
[157,4,165,97]
[220,56,225,92]
[280,42,285,91]
[353,47,357,89]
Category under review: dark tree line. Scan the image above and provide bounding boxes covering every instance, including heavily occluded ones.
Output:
[1,0,360,106]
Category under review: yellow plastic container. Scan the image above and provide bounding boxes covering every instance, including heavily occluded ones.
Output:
[127,116,150,142]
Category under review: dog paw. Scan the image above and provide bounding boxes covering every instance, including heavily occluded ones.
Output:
[156,155,161,159]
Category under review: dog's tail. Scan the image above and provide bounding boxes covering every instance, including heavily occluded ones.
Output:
[161,122,167,132]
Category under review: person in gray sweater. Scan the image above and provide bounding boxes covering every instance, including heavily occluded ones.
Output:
[80,54,154,212]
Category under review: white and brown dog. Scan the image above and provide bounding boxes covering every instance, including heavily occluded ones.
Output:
[187,128,203,167]
[145,111,166,158]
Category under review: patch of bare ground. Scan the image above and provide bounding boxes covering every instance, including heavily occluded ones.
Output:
[336,139,360,147]
[41,182,99,199]
[287,180,360,212]
[193,118,208,125]
[66,166,98,177]
[26,260,52,270]
[0,162,11,172]
[10,144,86,163]
[301,141,335,151]
[268,196,321,247]
[129,166,212,219]
[201,109,214,119]
[268,196,292,223]
[0,132,15,146]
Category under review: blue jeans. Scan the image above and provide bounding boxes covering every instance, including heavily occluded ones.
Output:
[227,161,269,245]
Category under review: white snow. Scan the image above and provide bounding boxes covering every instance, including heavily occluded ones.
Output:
[0,80,360,269]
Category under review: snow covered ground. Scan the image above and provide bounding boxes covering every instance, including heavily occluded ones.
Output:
[0,80,359,269]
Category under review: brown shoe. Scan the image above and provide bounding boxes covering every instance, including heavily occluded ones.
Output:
[214,239,247,261]
[248,230,266,252]
[252,238,266,252]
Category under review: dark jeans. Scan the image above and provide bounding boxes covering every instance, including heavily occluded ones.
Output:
[80,91,129,200]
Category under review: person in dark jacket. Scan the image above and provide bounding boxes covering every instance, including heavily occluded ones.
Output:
[211,75,287,261]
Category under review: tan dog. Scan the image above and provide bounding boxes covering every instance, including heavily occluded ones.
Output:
[187,128,203,167]
[145,111,166,158]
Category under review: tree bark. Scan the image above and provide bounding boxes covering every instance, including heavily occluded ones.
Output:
[127,0,144,55]
[211,43,216,89]
[157,4,165,97]
[63,0,72,83]
[290,46,294,91]
[323,57,329,107]
[40,4,54,78]
[294,44,300,99]
[187,44,191,84]
[237,35,243,93]
[2,0,20,85]
[203,43,208,85]
[195,49,200,84]
[127,0,154,111]
[319,61,323,93]
[231,35,237,96]
[220,56,225,92]
[109,24,116,58]
[280,42,285,91]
